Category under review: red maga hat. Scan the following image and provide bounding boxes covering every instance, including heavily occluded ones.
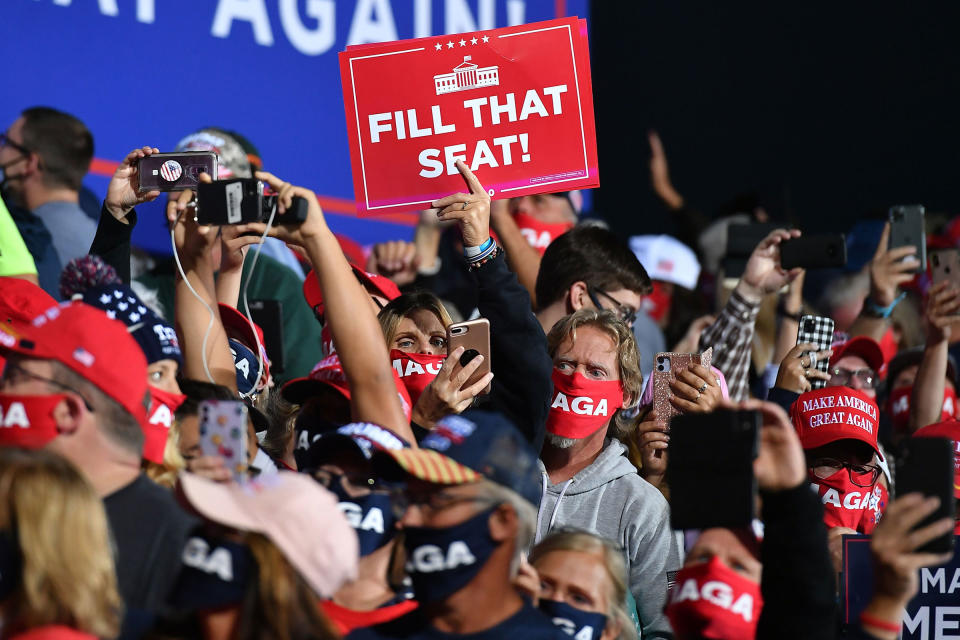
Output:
[791,386,882,459]
[302,268,401,318]
[0,302,150,424]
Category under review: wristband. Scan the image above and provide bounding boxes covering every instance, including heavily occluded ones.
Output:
[464,237,494,258]
[859,612,902,633]
[862,292,907,319]
[468,245,501,271]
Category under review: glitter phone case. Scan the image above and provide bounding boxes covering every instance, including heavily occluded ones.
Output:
[796,315,834,390]
[652,347,713,424]
[199,399,248,482]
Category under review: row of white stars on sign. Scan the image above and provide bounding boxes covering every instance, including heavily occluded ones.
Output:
[435,35,490,50]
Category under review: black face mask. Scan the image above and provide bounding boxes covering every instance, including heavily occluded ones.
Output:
[168,534,254,612]
[326,474,398,557]
[403,505,501,603]
[0,528,21,601]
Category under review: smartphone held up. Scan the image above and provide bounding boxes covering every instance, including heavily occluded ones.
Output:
[196,178,309,226]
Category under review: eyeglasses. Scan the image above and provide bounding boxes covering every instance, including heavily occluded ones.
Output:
[587,287,638,327]
[388,486,498,520]
[810,457,881,488]
[0,132,30,157]
[828,367,878,390]
[1,361,94,411]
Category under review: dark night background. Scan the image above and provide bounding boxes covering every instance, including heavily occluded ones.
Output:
[590,2,960,237]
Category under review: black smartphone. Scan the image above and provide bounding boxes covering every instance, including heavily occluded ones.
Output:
[667,409,760,530]
[247,299,284,375]
[889,205,927,272]
[196,178,309,226]
[138,151,217,192]
[780,234,847,270]
[722,223,782,279]
[896,437,956,554]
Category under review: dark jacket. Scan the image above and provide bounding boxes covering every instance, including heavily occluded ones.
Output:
[89,203,136,283]
[470,249,552,452]
[9,202,62,298]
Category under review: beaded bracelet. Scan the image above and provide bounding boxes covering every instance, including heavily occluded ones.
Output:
[468,245,502,271]
[466,239,497,264]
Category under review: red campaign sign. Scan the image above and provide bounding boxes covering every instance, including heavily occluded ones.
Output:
[339,17,598,217]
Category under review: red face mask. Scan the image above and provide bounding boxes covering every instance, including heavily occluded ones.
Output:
[641,281,672,323]
[0,393,67,449]
[886,386,957,433]
[545,370,624,439]
[809,467,877,532]
[665,556,763,640]
[391,350,445,406]
[513,212,574,256]
[144,386,187,464]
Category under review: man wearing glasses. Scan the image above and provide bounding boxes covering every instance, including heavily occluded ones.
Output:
[791,385,887,538]
[826,336,885,399]
[533,224,651,335]
[348,411,568,639]
[1,107,97,272]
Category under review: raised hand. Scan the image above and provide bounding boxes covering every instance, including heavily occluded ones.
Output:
[738,228,803,303]
[104,146,162,221]
[368,240,420,286]
[648,131,684,209]
[411,346,494,428]
[432,160,491,247]
[634,408,669,486]
[924,280,960,343]
[775,343,832,394]
[869,222,920,307]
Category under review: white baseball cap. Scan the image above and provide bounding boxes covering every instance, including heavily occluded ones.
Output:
[629,235,701,290]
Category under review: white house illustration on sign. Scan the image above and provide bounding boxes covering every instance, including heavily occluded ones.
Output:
[433,56,500,95]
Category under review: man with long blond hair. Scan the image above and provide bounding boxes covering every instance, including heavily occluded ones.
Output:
[536,309,683,639]
[0,448,122,639]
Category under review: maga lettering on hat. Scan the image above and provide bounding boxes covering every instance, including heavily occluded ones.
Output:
[791,386,881,458]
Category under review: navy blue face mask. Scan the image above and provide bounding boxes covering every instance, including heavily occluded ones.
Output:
[403,505,501,604]
[168,535,254,612]
[539,599,608,640]
[0,528,22,601]
[327,476,398,557]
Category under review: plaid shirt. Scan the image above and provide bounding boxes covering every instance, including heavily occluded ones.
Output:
[698,289,760,401]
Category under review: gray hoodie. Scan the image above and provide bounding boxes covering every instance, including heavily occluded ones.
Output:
[536,439,683,639]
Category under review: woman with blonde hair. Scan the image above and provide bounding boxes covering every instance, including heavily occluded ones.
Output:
[375,162,553,447]
[529,529,637,640]
[0,448,122,640]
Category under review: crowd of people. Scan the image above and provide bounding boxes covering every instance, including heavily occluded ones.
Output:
[0,105,957,640]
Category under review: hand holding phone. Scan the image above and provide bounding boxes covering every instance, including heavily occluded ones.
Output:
[652,348,713,422]
[199,400,249,483]
[446,318,491,395]
[796,315,834,390]
[888,205,927,272]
